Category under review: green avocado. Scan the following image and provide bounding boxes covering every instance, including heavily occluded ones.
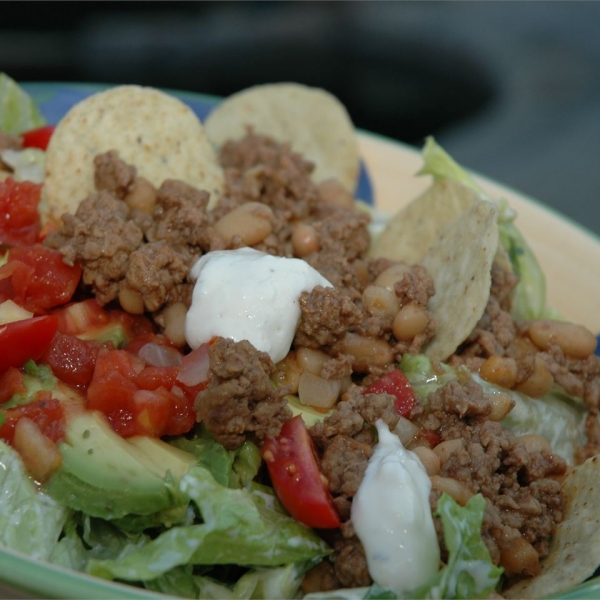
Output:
[286,395,332,428]
[44,411,197,520]
[79,321,130,347]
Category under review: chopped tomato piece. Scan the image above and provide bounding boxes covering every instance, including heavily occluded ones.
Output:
[0,245,81,313]
[42,331,99,388]
[364,369,416,417]
[87,349,196,438]
[0,397,65,444]
[415,429,441,448]
[54,298,154,342]
[0,178,42,246]
[0,315,58,374]
[261,415,341,529]
[20,125,55,151]
[0,367,26,404]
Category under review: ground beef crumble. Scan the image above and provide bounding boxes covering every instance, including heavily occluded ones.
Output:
[196,338,292,450]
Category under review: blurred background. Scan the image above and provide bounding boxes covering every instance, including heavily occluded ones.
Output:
[3,1,599,235]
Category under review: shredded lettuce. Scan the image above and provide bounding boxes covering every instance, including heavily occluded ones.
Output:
[1,148,45,183]
[169,424,261,489]
[418,136,550,320]
[0,441,69,560]
[413,494,503,599]
[0,73,46,134]
[85,465,330,583]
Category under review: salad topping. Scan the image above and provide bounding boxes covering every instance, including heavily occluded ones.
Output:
[0,73,599,600]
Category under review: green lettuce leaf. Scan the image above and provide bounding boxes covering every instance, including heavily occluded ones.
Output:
[0,441,68,560]
[86,465,330,582]
[146,561,313,599]
[0,73,45,134]
[413,494,502,599]
[1,147,45,183]
[169,424,261,488]
[475,375,587,464]
[418,136,549,320]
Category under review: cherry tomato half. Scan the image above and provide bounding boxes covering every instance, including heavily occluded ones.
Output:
[262,415,341,529]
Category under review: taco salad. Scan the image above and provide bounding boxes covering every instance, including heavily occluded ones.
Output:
[0,73,600,599]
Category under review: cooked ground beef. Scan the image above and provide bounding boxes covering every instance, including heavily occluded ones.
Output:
[93,150,136,198]
[45,191,145,305]
[196,338,292,450]
[294,286,363,349]
[219,130,320,221]
[419,379,566,569]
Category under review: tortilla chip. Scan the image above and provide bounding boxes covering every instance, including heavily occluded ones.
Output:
[204,82,359,193]
[369,179,480,264]
[504,454,600,599]
[422,199,499,361]
[44,85,224,222]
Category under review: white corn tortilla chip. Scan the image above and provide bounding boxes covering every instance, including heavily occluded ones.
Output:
[369,179,480,264]
[422,199,499,361]
[204,82,359,193]
[44,85,224,222]
[504,454,600,599]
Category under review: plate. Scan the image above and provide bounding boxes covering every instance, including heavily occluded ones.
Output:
[1,82,598,600]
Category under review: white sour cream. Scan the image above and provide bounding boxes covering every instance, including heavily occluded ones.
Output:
[184,247,332,363]
[351,419,440,592]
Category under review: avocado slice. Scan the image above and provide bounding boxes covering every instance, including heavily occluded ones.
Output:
[127,435,197,480]
[286,395,332,428]
[44,411,196,519]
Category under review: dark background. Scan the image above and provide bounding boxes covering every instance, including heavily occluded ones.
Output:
[3,1,600,235]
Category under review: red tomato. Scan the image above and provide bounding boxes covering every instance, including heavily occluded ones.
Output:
[261,415,341,529]
[42,331,99,388]
[87,349,196,438]
[364,369,416,417]
[0,315,58,374]
[415,430,441,448]
[21,125,55,151]
[0,367,26,404]
[0,178,42,246]
[0,245,81,313]
[54,298,154,342]
[0,397,65,444]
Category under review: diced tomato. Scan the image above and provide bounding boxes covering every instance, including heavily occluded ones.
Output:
[0,315,58,374]
[0,367,26,404]
[364,369,416,417]
[87,349,196,438]
[54,298,154,342]
[125,332,176,356]
[0,178,42,246]
[20,125,55,151]
[134,365,179,391]
[415,429,441,448]
[0,245,81,313]
[54,298,110,336]
[133,388,174,437]
[42,331,99,388]
[0,397,65,444]
[261,415,341,529]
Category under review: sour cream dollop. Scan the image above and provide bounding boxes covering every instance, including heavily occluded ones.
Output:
[351,419,440,591]
[184,247,332,363]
